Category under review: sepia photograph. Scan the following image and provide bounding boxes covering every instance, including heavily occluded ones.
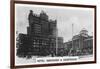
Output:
[10,1,96,68]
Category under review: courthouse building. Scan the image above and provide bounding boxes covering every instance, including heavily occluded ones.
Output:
[64,29,93,56]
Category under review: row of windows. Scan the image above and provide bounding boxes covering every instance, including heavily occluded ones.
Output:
[32,39,49,46]
[32,39,56,47]
[32,44,56,48]
[32,41,48,45]
[34,24,41,33]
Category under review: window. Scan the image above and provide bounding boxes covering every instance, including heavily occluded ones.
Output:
[34,24,41,34]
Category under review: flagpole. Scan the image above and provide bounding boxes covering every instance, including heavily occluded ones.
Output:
[71,23,74,56]
[72,23,73,50]
[56,28,58,56]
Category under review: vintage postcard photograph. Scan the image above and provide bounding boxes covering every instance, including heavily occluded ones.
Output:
[11,1,96,68]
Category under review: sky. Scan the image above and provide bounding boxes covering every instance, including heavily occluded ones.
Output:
[15,4,94,42]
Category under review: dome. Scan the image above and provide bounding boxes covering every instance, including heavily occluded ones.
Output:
[80,28,88,37]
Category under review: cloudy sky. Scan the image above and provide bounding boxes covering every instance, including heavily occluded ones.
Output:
[15,4,94,42]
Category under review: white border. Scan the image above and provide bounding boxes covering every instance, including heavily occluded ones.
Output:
[15,3,95,65]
